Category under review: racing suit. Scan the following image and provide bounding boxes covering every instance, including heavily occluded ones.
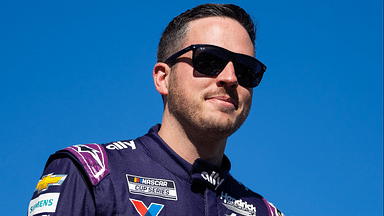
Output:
[28,125,284,216]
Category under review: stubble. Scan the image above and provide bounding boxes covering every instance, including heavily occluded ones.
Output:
[167,69,251,139]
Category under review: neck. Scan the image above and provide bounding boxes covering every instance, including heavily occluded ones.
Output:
[158,110,227,167]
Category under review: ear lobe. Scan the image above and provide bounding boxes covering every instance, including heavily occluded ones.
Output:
[153,62,170,96]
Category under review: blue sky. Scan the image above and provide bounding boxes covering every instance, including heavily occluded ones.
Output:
[1,0,382,215]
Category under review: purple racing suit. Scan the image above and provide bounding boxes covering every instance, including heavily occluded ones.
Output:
[28,125,284,216]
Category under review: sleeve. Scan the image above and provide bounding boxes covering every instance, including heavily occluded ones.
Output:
[28,155,96,216]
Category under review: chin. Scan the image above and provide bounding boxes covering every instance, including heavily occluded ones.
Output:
[194,113,245,137]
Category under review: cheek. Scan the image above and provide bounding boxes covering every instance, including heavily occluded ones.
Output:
[241,89,253,109]
[169,68,203,102]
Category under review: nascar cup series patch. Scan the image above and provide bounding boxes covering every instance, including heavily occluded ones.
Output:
[126,174,178,201]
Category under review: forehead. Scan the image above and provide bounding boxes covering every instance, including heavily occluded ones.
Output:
[184,17,255,56]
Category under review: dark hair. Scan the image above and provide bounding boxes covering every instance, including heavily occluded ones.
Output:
[157,3,257,63]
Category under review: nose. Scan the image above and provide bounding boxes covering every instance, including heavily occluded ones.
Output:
[216,61,238,88]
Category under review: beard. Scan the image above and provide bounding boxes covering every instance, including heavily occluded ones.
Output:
[167,70,252,139]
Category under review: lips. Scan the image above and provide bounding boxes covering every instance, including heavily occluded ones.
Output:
[205,95,238,109]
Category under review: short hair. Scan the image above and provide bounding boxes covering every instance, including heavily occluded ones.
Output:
[157,3,257,63]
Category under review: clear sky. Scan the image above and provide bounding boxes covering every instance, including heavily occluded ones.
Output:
[1,0,382,215]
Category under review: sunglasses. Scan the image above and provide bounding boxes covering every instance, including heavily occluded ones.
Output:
[164,44,266,88]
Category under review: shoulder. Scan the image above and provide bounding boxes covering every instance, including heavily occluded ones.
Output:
[48,140,140,186]
[225,175,285,216]
[48,143,109,186]
[30,153,96,216]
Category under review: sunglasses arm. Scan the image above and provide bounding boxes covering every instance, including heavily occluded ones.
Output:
[164,45,195,63]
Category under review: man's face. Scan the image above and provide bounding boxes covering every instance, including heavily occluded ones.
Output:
[167,17,254,137]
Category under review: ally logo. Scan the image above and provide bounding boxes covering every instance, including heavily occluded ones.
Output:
[130,199,164,216]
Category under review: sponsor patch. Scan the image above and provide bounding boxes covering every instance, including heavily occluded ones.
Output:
[126,174,177,201]
[221,191,256,216]
[130,199,164,216]
[28,193,60,216]
[106,140,136,150]
[35,173,67,193]
[201,170,225,190]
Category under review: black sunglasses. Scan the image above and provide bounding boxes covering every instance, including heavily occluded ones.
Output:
[164,44,266,88]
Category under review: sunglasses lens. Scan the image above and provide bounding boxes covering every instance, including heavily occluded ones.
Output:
[235,55,264,87]
[190,45,265,88]
[193,47,228,75]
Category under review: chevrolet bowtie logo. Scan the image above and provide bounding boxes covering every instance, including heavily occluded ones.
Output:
[35,173,67,193]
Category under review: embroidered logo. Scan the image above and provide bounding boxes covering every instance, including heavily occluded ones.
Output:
[127,174,178,200]
[221,191,256,216]
[106,140,136,150]
[130,199,164,216]
[28,193,60,216]
[201,170,224,190]
[35,173,67,193]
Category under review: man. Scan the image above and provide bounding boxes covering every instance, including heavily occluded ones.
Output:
[28,3,284,216]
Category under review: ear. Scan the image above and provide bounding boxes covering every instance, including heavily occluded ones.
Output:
[153,62,171,96]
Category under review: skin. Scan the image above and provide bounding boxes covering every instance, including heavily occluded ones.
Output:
[153,17,254,167]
